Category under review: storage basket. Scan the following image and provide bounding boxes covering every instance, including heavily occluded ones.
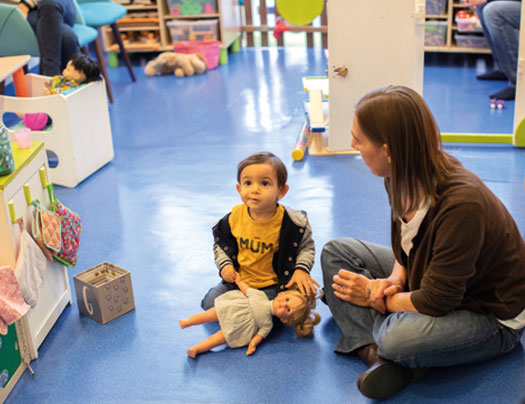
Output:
[168,0,217,16]
[455,14,483,33]
[426,0,447,15]
[173,40,220,69]
[73,262,135,324]
[167,19,218,42]
[425,21,447,46]
[455,33,489,49]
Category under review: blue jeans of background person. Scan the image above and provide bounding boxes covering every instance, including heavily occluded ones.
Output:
[201,280,279,310]
[321,238,524,368]
[27,0,80,76]
[477,0,521,87]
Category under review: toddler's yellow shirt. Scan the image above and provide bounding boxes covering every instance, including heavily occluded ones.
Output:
[229,204,284,288]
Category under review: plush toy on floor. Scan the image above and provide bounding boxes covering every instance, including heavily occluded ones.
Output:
[144,52,207,77]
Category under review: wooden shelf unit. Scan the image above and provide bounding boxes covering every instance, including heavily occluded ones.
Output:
[102,0,241,54]
[425,0,491,54]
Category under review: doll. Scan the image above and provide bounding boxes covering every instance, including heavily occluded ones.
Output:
[22,53,102,131]
[44,52,101,95]
[180,273,321,358]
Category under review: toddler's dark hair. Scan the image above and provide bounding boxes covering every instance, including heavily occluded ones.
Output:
[70,53,101,83]
[237,152,288,188]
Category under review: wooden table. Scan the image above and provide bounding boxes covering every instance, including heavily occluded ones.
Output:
[0,55,31,97]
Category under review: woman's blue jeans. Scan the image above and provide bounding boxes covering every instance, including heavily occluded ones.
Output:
[27,0,80,76]
[321,238,523,368]
[477,0,521,87]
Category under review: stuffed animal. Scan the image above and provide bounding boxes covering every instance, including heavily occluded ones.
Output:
[144,52,207,77]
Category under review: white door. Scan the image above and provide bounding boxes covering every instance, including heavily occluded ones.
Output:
[513,3,525,142]
[328,0,426,151]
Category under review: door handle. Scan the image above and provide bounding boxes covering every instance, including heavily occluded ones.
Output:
[334,66,348,78]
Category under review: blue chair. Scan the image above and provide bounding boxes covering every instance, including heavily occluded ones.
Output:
[72,0,117,102]
[0,3,117,103]
[77,0,136,84]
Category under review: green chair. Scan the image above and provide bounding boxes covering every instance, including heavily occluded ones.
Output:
[0,3,117,102]
[0,4,40,57]
[77,0,136,84]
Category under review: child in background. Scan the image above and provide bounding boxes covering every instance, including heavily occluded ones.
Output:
[181,273,320,358]
[22,53,101,130]
[201,151,319,311]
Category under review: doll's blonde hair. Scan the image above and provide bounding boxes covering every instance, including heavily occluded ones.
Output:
[282,288,321,338]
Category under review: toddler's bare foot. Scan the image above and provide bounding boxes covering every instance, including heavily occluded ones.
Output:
[187,347,197,358]
[179,319,187,329]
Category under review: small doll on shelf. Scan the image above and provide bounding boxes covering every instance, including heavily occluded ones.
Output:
[22,53,102,131]
[180,273,321,358]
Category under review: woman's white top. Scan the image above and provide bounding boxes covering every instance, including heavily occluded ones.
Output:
[400,199,431,257]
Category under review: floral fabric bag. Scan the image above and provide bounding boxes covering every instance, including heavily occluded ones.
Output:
[31,199,61,261]
[48,185,81,267]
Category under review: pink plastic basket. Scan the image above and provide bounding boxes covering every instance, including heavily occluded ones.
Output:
[173,40,220,70]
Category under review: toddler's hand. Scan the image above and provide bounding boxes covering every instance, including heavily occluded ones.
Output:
[246,342,257,355]
[220,265,236,283]
[286,270,320,296]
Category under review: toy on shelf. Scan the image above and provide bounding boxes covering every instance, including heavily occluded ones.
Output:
[455,10,483,33]
[168,0,216,16]
[490,98,505,109]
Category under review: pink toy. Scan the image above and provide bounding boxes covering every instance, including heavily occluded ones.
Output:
[170,6,181,16]
[23,112,48,130]
[490,98,505,109]
[273,18,289,39]
[203,3,214,13]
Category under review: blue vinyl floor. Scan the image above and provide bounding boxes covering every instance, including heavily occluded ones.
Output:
[4,47,525,404]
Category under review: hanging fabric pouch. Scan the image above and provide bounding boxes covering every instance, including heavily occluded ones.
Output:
[48,185,81,267]
[15,219,47,308]
[31,199,61,261]
[0,266,31,335]
[0,123,15,176]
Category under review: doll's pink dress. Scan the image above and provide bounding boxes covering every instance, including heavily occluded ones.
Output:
[214,288,274,348]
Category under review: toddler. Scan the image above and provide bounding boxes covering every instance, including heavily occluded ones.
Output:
[201,151,319,310]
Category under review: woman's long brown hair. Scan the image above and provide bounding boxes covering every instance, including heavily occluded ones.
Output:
[354,85,455,218]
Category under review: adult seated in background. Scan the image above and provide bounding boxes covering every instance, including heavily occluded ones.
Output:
[17,0,80,76]
[466,0,522,100]
[321,85,525,400]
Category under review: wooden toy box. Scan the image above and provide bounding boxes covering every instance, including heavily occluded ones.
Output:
[73,262,135,324]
